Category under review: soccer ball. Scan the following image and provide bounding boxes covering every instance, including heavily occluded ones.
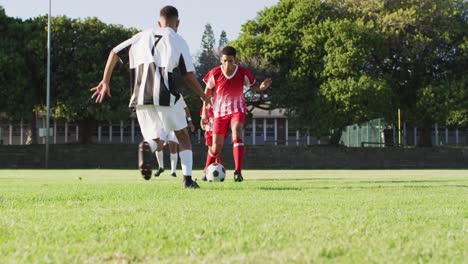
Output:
[206,163,226,182]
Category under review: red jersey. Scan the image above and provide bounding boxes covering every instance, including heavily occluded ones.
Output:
[203,65,256,118]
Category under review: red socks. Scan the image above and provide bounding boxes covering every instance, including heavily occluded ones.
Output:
[205,148,218,170]
[232,139,244,172]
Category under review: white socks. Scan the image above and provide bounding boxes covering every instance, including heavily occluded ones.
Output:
[178,150,192,176]
[155,150,164,169]
[170,153,178,173]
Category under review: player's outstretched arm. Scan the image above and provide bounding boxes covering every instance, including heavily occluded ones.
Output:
[182,72,211,106]
[200,87,212,126]
[184,106,195,132]
[90,51,119,103]
[250,78,272,92]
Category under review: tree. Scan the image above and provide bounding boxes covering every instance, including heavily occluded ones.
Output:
[45,16,135,143]
[196,23,219,81]
[233,0,468,146]
[1,11,136,144]
[233,0,393,143]
[218,30,228,48]
[0,7,40,143]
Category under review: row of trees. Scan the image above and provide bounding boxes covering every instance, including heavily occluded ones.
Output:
[0,7,136,143]
[1,1,467,146]
[232,0,468,145]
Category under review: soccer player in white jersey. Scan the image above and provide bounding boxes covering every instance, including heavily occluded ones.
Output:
[201,46,272,182]
[91,6,210,188]
[154,96,195,178]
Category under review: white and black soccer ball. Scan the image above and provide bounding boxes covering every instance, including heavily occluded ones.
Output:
[206,163,226,182]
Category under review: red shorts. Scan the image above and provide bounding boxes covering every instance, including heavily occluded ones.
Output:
[213,112,245,136]
[204,130,213,147]
[205,130,229,146]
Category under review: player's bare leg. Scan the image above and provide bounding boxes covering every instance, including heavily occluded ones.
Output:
[174,128,199,188]
[231,121,244,182]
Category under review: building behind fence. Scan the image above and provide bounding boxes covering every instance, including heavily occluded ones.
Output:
[1,112,467,147]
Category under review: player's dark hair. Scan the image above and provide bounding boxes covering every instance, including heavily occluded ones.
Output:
[160,5,179,19]
[221,46,236,57]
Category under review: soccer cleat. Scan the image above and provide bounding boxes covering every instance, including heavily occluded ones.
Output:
[154,168,164,177]
[184,179,200,189]
[234,171,243,182]
[201,174,207,181]
[138,141,152,180]
[171,172,177,177]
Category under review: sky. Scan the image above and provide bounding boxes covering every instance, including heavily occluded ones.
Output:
[1,0,279,55]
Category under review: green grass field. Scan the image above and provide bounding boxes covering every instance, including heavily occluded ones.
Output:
[0,169,467,263]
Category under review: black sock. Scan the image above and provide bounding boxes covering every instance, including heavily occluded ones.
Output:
[184,175,192,182]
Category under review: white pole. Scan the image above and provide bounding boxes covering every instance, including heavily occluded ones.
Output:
[76,125,79,142]
[109,122,112,143]
[131,118,135,143]
[435,123,439,146]
[263,119,267,143]
[98,126,102,143]
[414,127,417,146]
[252,118,256,145]
[45,0,51,168]
[307,132,310,146]
[455,129,459,145]
[274,119,277,146]
[120,120,124,143]
[9,124,12,145]
[20,120,24,145]
[64,122,68,143]
[53,120,57,144]
[285,119,288,146]
[296,130,299,146]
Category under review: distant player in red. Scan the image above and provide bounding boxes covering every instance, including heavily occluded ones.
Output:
[201,46,272,181]
[200,105,226,181]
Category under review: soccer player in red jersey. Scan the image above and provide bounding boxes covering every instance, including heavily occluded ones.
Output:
[201,46,272,182]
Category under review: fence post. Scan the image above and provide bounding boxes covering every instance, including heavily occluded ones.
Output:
[252,118,256,145]
[131,119,135,143]
[9,124,13,145]
[98,125,102,143]
[109,122,112,143]
[435,123,439,146]
[53,120,57,144]
[20,119,24,145]
[120,121,124,143]
[65,122,68,143]
[296,130,299,146]
[274,119,278,146]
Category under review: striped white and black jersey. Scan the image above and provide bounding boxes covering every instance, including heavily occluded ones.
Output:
[113,27,195,107]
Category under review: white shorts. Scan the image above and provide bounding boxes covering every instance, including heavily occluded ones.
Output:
[135,105,162,141]
[156,98,187,131]
[135,99,187,141]
[158,127,178,143]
